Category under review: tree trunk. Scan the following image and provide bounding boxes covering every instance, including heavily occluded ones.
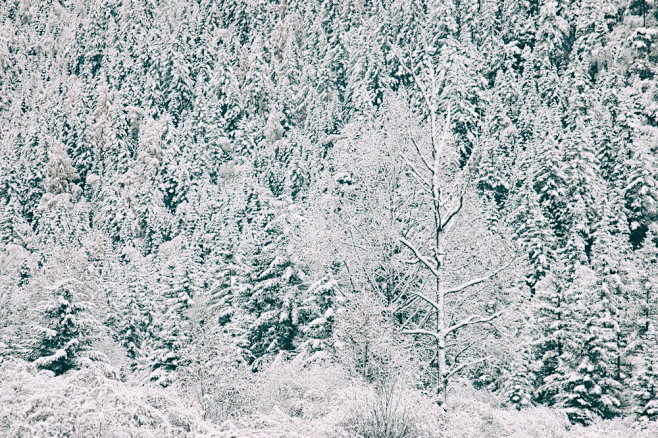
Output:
[436,277,447,403]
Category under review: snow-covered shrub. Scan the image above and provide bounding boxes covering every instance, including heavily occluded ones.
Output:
[568,418,658,438]
[341,378,445,438]
[250,358,353,420]
[445,382,569,438]
[200,357,359,437]
[346,379,416,438]
[333,294,417,382]
[0,359,217,437]
[193,355,254,424]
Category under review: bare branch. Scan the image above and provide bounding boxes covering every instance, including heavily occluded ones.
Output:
[409,291,439,310]
[389,267,422,306]
[345,227,380,294]
[408,131,433,173]
[452,339,478,363]
[337,239,370,251]
[400,306,420,329]
[441,194,463,230]
[443,258,516,295]
[450,289,478,313]
[446,357,490,380]
[399,152,432,191]
[417,307,433,330]
[399,237,441,279]
[402,328,441,340]
[443,310,505,336]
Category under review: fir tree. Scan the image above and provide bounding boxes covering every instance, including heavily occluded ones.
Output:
[533,272,568,405]
[297,271,339,357]
[32,279,99,376]
[239,196,305,369]
[145,242,197,386]
[503,337,535,410]
[553,265,623,424]
[632,325,658,420]
[106,255,155,361]
[437,36,487,166]
[35,139,85,246]
[509,185,557,294]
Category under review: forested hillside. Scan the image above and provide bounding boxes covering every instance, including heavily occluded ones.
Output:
[1,0,658,436]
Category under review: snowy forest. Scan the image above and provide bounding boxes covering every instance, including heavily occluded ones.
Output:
[1,0,658,436]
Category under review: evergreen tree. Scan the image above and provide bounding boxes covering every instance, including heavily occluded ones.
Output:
[145,245,196,387]
[0,199,31,248]
[437,36,487,165]
[115,116,173,250]
[345,17,389,114]
[503,337,535,410]
[297,271,339,357]
[239,196,306,369]
[553,265,623,424]
[521,106,569,241]
[35,139,86,247]
[624,126,658,250]
[533,272,568,405]
[509,185,557,293]
[561,117,605,261]
[632,325,658,420]
[106,255,155,361]
[88,81,132,178]
[32,278,99,375]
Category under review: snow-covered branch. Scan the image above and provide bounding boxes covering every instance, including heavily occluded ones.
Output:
[446,356,490,380]
[443,310,505,336]
[399,237,441,278]
[408,291,439,310]
[402,328,441,340]
[443,258,516,295]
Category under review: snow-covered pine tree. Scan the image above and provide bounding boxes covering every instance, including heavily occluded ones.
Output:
[553,264,623,424]
[561,117,606,261]
[534,0,570,71]
[345,17,388,114]
[155,33,195,127]
[591,201,635,385]
[238,194,306,369]
[41,140,82,201]
[32,278,100,375]
[0,198,31,248]
[503,336,535,410]
[437,36,487,166]
[532,272,568,406]
[106,254,155,361]
[623,123,658,250]
[632,324,658,420]
[34,138,87,248]
[88,81,132,178]
[529,110,569,240]
[629,226,658,419]
[144,242,196,387]
[297,271,339,359]
[509,184,557,294]
[115,115,174,251]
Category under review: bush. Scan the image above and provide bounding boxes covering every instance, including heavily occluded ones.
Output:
[567,418,658,438]
[351,380,415,438]
[0,359,218,437]
[444,382,569,438]
[343,377,446,438]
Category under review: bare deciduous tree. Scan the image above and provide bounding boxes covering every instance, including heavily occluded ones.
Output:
[394,49,516,405]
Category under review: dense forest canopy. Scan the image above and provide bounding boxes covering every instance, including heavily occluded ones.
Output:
[1,0,658,436]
